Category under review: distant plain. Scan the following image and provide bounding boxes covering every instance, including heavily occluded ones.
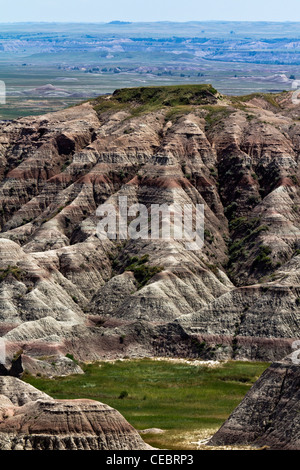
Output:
[0,21,300,118]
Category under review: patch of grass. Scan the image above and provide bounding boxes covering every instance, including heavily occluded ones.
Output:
[124,254,163,288]
[92,84,219,117]
[23,359,269,450]
[113,84,218,106]
[231,92,281,109]
[165,105,193,121]
[203,262,219,277]
[204,105,234,129]
[0,265,23,282]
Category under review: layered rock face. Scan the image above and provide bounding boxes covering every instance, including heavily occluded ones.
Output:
[0,377,151,450]
[0,85,299,363]
[210,353,300,450]
[0,376,51,405]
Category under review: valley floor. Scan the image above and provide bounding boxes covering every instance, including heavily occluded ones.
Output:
[23,358,269,450]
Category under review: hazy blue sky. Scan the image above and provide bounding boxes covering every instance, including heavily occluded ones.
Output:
[0,0,299,23]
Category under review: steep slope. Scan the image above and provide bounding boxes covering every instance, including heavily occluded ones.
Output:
[0,85,299,363]
[210,353,300,450]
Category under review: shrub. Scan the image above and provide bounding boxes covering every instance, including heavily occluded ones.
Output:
[253,245,273,269]
[290,174,298,185]
[65,353,79,365]
[119,335,126,344]
[224,202,238,220]
[0,265,23,282]
[124,255,163,288]
[247,195,260,206]
[209,167,217,178]
[204,229,214,244]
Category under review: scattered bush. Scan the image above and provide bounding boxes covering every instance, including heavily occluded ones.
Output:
[0,265,23,282]
[65,353,79,365]
[247,195,260,206]
[124,255,163,288]
[253,245,273,269]
[119,335,126,344]
[118,390,128,399]
[204,229,214,244]
[224,202,238,220]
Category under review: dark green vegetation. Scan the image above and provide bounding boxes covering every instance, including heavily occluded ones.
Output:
[124,254,164,289]
[112,253,164,289]
[23,359,269,450]
[92,84,218,116]
[226,217,271,278]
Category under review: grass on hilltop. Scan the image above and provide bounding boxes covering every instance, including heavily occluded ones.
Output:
[230,92,282,109]
[92,84,219,117]
[23,358,269,450]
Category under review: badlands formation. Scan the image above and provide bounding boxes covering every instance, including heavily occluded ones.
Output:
[0,85,299,365]
[210,353,300,450]
[0,84,300,450]
[0,377,151,450]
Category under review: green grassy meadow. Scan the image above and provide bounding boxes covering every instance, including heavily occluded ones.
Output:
[23,359,269,450]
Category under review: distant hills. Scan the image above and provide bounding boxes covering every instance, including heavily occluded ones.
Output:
[108,21,132,25]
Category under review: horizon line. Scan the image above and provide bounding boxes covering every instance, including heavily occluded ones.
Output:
[1,20,300,24]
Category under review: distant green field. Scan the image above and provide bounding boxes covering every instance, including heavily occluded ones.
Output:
[23,359,269,450]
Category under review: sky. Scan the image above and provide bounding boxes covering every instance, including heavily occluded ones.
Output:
[0,0,299,23]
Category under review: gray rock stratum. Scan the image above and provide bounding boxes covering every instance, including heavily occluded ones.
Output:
[0,85,300,364]
[0,377,151,450]
[209,353,300,450]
